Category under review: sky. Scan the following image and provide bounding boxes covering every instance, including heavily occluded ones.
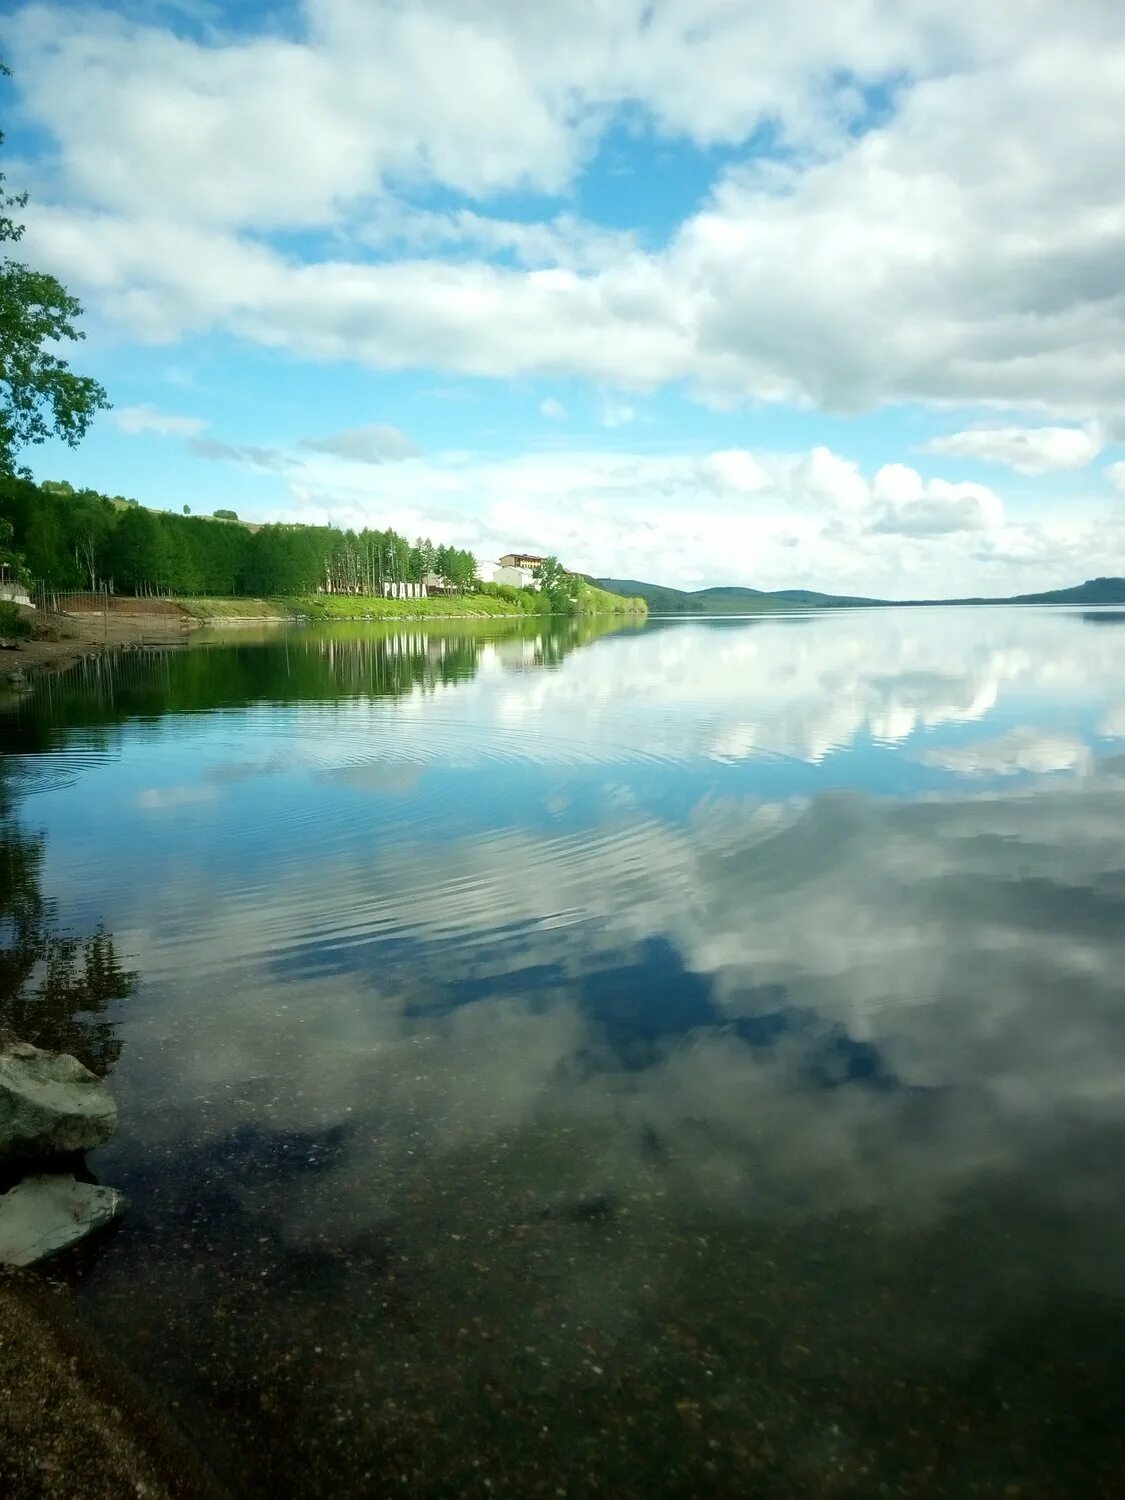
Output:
[4,0,1125,596]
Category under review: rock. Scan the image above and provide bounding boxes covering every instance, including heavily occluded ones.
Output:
[0,1175,126,1266]
[538,1192,616,1223]
[0,1041,117,1163]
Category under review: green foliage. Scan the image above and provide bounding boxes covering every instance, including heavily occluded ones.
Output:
[572,579,646,615]
[0,473,489,603]
[477,580,540,610]
[0,599,31,637]
[537,554,579,615]
[0,471,647,616]
[0,513,24,578]
[202,592,539,622]
[213,508,239,520]
[0,65,110,477]
[0,807,135,1076]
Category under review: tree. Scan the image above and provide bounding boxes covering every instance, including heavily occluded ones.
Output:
[1,63,109,477]
[537,555,575,614]
[69,490,112,590]
[183,504,191,515]
[0,514,25,582]
[22,496,68,583]
[213,508,238,521]
[114,505,170,594]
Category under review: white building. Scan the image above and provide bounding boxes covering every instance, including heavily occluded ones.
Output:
[484,560,539,589]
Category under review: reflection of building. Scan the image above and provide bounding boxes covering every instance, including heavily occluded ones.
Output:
[0,562,32,607]
[491,636,543,668]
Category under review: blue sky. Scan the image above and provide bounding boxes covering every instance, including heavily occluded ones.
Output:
[3,0,1125,594]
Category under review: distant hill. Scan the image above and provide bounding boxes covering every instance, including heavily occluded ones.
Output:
[895,576,1125,607]
[594,575,1125,613]
[1010,577,1125,605]
[593,578,880,613]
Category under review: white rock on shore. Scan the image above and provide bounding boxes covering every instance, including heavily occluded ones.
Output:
[0,1175,126,1266]
[0,1041,118,1162]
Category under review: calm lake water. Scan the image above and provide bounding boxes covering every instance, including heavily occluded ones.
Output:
[4,607,1125,1497]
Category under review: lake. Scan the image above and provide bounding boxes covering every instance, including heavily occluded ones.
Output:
[3,607,1125,1497]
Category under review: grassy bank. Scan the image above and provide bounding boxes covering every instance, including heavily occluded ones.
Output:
[573,580,648,615]
[180,585,646,623]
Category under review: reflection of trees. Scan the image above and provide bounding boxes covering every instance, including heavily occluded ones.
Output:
[2,616,633,751]
[0,778,135,1076]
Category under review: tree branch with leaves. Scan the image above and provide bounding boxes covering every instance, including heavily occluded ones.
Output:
[1,61,109,478]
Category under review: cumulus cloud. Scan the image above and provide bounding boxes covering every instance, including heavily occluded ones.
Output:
[871,465,1004,536]
[300,423,419,463]
[269,439,1120,599]
[113,403,207,438]
[926,424,1104,475]
[789,446,868,513]
[361,205,639,273]
[10,0,1125,417]
[538,398,567,421]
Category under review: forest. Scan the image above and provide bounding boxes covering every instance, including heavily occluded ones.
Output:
[0,474,478,597]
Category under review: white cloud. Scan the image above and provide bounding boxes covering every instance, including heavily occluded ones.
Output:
[361,205,638,273]
[10,1,1125,418]
[301,423,418,463]
[1107,462,1125,496]
[260,439,1118,598]
[600,398,636,429]
[871,465,1004,536]
[113,402,207,438]
[927,424,1104,475]
[539,398,567,421]
[921,727,1092,776]
[789,447,868,513]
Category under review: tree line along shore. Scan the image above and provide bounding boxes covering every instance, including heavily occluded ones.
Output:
[0,475,647,648]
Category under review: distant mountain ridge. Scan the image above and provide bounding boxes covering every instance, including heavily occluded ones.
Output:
[593,576,1125,613]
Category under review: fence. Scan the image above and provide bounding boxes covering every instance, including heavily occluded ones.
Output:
[34,584,114,614]
[32,584,197,645]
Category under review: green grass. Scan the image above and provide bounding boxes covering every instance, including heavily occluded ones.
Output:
[573,580,647,615]
[288,593,541,621]
[177,597,289,620]
[180,587,646,623]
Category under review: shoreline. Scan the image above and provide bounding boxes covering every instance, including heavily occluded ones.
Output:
[0,1268,223,1498]
[1,596,647,689]
[1,608,195,690]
